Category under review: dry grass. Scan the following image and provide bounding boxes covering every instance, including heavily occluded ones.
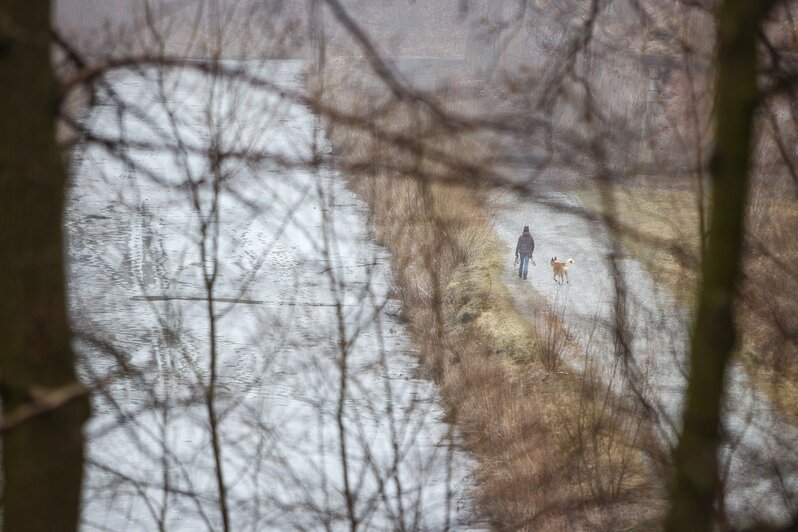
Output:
[576,181,798,425]
[575,183,702,307]
[441,243,662,530]
[315,64,663,530]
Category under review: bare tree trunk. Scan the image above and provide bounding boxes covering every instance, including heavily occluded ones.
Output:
[0,2,90,531]
[665,1,768,529]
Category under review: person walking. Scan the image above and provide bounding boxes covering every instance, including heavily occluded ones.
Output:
[515,225,535,279]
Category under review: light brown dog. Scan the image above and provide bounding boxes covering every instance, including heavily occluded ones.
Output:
[550,257,574,284]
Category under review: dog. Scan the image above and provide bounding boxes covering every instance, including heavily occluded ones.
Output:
[550,257,574,284]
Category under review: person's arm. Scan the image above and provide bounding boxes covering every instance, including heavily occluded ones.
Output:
[515,237,521,258]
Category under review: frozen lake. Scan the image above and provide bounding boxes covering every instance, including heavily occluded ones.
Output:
[67,61,475,531]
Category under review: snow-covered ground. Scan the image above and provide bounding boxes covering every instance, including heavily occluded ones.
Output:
[67,61,476,531]
[494,189,798,525]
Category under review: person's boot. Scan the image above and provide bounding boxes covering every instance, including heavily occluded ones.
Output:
[523,273,527,280]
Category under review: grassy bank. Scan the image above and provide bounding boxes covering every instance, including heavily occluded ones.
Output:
[575,181,798,425]
[315,66,663,529]
[356,176,661,530]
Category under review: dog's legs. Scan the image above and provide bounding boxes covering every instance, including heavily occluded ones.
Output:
[565,271,569,284]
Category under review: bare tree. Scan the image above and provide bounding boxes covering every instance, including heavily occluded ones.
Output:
[0,2,90,531]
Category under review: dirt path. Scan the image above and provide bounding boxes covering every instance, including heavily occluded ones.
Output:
[492,188,798,525]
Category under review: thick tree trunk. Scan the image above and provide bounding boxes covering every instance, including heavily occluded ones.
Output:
[0,2,90,531]
[664,1,766,530]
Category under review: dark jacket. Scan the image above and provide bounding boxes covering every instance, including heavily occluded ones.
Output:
[516,232,535,256]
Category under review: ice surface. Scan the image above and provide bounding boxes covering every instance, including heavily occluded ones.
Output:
[67,61,477,531]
